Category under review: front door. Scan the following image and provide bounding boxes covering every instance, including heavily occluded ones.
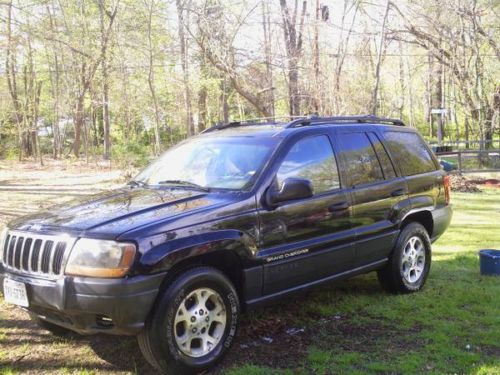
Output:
[257,134,355,295]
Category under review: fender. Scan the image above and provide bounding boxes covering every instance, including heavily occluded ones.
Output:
[136,229,258,274]
[399,207,434,230]
[393,195,434,229]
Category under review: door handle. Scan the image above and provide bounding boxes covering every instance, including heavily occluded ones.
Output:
[391,188,405,197]
[328,201,350,212]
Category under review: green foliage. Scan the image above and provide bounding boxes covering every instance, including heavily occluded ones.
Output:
[111,141,151,169]
[1,0,498,161]
[0,136,19,160]
[2,147,19,161]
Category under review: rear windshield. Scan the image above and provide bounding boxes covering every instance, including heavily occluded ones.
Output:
[383,131,437,176]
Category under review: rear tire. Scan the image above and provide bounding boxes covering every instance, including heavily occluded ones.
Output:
[138,266,239,374]
[377,222,431,293]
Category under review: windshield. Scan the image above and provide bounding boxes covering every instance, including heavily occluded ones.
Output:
[135,136,278,190]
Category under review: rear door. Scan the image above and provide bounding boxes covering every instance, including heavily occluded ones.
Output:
[334,129,408,268]
[257,133,355,295]
[381,130,442,211]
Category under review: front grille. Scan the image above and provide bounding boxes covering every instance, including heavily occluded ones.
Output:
[2,231,74,277]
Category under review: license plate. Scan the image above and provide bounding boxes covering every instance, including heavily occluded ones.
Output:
[3,278,29,307]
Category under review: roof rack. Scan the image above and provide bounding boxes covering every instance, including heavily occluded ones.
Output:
[285,115,405,128]
[201,116,303,133]
[201,114,405,133]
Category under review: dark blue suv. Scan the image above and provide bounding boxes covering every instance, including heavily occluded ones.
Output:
[0,116,452,373]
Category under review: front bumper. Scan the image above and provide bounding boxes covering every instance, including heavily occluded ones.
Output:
[0,264,166,335]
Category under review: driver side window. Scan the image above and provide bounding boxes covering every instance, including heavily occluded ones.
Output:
[276,135,340,194]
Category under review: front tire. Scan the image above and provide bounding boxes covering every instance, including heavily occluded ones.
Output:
[138,266,240,374]
[377,222,432,293]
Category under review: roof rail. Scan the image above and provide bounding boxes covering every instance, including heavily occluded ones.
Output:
[201,114,405,133]
[285,115,405,128]
[201,116,303,133]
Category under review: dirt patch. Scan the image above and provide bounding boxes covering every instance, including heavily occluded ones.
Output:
[469,178,500,188]
[310,315,423,354]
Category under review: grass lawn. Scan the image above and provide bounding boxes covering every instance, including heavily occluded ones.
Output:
[225,187,500,375]
[0,164,499,374]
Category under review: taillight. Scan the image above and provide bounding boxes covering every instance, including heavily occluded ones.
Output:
[443,175,451,204]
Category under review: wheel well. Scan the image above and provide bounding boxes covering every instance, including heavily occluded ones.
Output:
[401,211,433,237]
[160,250,244,300]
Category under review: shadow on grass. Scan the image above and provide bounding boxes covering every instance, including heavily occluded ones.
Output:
[1,257,498,374]
[0,313,155,374]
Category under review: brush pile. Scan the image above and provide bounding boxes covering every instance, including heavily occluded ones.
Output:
[449,174,482,193]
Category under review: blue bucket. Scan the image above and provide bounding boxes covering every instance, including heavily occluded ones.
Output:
[479,250,500,276]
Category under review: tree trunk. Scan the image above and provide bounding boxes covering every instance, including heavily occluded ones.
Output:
[262,0,275,117]
[312,0,320,113]
[430,50,444,144]
[220,77,230,124]
[73,95,85,157]
[176,0,194,136]
[198,86,208,131]
[398,41,405,120]
[5,0,24,160]
[146,1,161,154]
[46,2,62,159]
[33,81,43,166]
[280,0,307,116]
[370,0,390,115]
[99,0,111,159]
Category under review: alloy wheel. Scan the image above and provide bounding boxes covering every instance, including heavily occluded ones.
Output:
[173,288,227,358]
[401,236,426,283]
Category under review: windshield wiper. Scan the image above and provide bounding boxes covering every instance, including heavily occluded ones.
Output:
[127,180,148,188]
[157,180,210,192]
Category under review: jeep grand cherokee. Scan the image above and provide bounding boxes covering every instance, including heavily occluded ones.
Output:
[0,115,452,373]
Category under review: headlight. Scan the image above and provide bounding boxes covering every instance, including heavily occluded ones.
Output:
[65,238,136,278]
[0,227,8,261]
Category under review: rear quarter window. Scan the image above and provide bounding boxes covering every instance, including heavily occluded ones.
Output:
[383,131,437,176]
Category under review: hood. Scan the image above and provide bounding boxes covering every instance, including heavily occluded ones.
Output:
[8,187,230,237]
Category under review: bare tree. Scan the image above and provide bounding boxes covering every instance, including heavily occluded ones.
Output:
[334,0,360,113]
[45,2,62,159]
[49,0,119,157]
[261,0,275,117]
[145,0,162,154]
[193,2,272,117]
[98,0,113,160]
[390,0,499,147]
[5,0,24,160]
[176,0,194,136]
[371,0,390,115]
[280,0,307,116]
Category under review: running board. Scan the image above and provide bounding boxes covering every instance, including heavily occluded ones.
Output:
[244,258,388,310]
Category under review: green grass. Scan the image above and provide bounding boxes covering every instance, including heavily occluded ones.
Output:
[0,175,498,374]
[226,187,500,374]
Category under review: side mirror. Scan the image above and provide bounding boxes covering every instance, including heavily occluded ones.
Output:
[267,178,313,206]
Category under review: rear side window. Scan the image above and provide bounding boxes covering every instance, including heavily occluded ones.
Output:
[277,135,340,194]
[338,132,384,187]
[368,132,397,179]
[384,131,437,176]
